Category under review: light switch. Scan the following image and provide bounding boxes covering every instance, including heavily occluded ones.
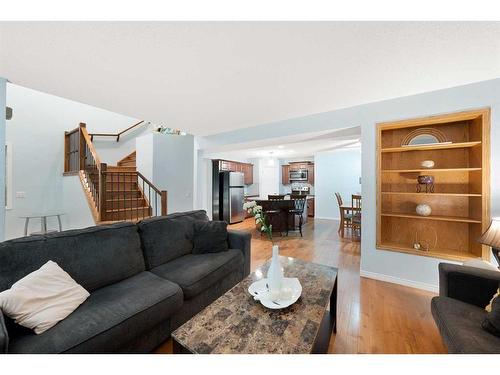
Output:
[16,191,26,198]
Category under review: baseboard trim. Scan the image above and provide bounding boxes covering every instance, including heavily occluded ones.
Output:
[314,216,339,221]
[360,270,438,293]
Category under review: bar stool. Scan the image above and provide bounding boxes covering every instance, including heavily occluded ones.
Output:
[263,196,284,236]
[287,195,306,237]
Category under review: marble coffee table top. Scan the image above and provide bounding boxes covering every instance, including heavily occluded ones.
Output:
[171,256,338,354]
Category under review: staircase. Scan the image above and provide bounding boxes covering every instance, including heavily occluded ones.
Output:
[117,151,136,167]
[65,123,167,224]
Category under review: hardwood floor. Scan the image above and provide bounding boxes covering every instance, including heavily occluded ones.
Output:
[230,218,447,354]
[157,217,447,354]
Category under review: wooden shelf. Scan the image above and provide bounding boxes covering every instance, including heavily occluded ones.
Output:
[381,141,482,153]
[381,167,482,173]
[381,212,481,223]
[381,192,482,197]
[377,242,479,261]
[377,109,490,261]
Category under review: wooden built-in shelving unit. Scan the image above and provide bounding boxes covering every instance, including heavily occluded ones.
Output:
[376,108,491,261]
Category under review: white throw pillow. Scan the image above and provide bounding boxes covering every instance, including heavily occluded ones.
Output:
[462,258,500,272]
[0,260,90,334]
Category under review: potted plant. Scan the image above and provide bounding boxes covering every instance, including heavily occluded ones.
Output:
[243,201,272,241]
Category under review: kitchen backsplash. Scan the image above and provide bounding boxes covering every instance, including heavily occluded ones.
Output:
[244,182,260,196]
[280,182,314,195]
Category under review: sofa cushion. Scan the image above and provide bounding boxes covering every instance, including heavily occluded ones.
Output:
[150,249,244,300]
[7,271,183,353]
[0,260,90,334]
[0,222,145,293]
[137,210,209,268]
[0,311,7,354]
[482,290,500,337]
[192,220,228,254]
[431,296,500,353]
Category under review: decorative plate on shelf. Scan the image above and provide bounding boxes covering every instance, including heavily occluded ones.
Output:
[401,128,450,147]
[248,278,302,310]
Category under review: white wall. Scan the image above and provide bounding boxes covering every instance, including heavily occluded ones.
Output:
[92,123,152,165]
[198,78,500,291]
[314,148,361,220]
[0,78,6,240]
[136,133,195,214]
[5,84,141,239]
[258,157,280,198]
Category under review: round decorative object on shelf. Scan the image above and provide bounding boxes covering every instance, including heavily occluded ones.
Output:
[416,175,435,193]
[420,160,435,169]
[416,204,432,217]
[417,175,434,184]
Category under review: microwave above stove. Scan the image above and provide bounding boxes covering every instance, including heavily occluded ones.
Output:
[289,169,308,181]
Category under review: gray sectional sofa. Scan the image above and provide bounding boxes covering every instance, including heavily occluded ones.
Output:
[0,210,251,354]
[431,263,500,353]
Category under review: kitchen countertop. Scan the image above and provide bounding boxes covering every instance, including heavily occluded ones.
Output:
[245,195,314,201]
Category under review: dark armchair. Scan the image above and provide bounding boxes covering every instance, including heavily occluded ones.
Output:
[431,263,500,353]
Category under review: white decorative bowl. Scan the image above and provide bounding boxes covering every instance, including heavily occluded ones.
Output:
[420,160,435,169]
[416,203,432,216]
[248,278,302,310]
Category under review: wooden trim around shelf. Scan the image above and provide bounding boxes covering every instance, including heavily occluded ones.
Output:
[376,242,479,261]
[381,141,481,153]
[381,167,482,173]
[377,107,491,130]
[381,212,481,224]
[381,192,482,197]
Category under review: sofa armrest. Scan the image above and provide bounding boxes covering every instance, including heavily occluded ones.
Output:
[228,230,252,277]
[439,263,500,308]
[0,310,9,354]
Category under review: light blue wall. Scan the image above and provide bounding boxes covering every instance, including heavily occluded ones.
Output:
[314,148,361,220]
[4,84,139,239]
[136,133,195,214]
[0,78,6,240]
[200,78,500,290]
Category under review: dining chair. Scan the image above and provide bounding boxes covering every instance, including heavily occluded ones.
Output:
[335,193,352,238]
[352,194,362,210]
[351,194,362,241]
[288,195,307,237]
[264,196,284,236]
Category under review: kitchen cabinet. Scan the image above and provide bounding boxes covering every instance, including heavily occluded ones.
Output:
[282,165,290,185]
[307,198,315,217]
[243,164,253,185]
[216,159,253,185]
[289,162,311,170]
[282,162,314,185]
[307,164,314,184]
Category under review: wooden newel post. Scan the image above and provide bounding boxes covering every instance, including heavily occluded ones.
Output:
[98,163,107,221]
[79,123,87,171]
[161,191,168,216]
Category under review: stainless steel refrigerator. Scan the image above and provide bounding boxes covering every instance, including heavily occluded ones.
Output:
[220,171,245,224]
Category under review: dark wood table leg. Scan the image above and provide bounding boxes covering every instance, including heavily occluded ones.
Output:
[311,275,338,353]
[331,277,338,334]
[173,339,190,354]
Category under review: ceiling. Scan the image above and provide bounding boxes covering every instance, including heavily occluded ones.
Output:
[203,126,361,159]
[1,22,499,136]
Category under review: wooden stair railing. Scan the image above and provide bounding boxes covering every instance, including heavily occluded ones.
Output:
[89,120,145,142]
[64,123,167,223]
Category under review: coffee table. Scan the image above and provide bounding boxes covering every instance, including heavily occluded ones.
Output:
[171,256,338,354]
